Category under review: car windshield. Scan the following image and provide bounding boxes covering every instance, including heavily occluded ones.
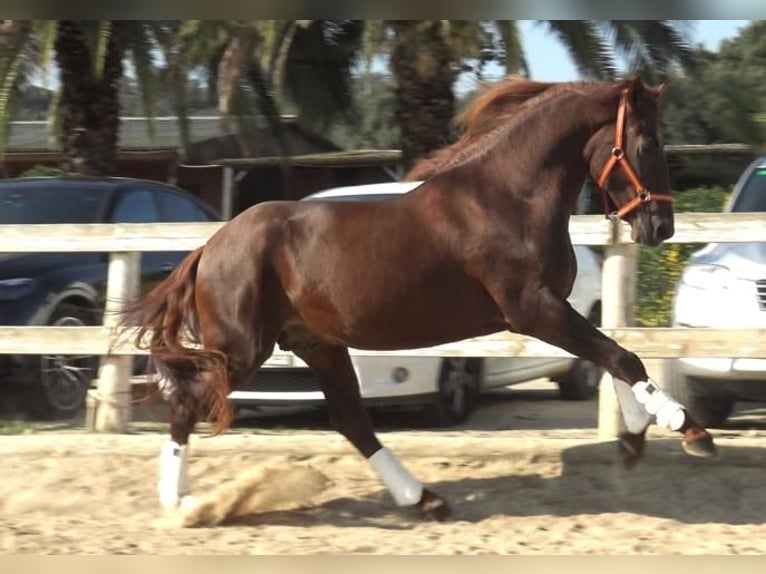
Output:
[0,186,105,224]
[731,166,766,212]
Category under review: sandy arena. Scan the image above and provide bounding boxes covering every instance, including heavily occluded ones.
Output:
[1,383,765,555]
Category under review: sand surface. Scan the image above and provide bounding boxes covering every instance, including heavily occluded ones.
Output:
[1,424,765,555]
[3,376,765,555]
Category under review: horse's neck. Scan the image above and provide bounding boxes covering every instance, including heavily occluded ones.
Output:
[515,92,613,214]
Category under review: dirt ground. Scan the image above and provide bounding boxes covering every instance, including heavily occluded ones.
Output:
[2,382,766,555]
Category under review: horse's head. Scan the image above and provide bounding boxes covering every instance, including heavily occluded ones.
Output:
[587,78,674,247]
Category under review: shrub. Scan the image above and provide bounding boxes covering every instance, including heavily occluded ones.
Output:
[635,186,731,326]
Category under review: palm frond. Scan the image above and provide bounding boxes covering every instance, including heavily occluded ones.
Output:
[46,86,62,149]
[150,21,191,157]
[245,58,288,157]
[0,22,33,150]
[120,21,159,140]
[84,20,113,79]
[495,20,528,76]
[32,20,57,87]
[604,20,694,81]
[281,20,364,128]
[217,26,259,117]
[543,20,616,80]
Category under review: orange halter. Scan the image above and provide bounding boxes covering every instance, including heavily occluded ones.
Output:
[596,88,674,219]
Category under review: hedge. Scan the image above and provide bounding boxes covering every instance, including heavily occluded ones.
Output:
[635,186,732,327]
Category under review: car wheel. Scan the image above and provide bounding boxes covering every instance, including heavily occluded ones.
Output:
[661,359,735,428]
[425,358,480,427]
[33,303,100,419]
[556,357,603,400]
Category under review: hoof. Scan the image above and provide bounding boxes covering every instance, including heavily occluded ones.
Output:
[682,434,718,458]
[417,488,450,521]
[618,433,645,470]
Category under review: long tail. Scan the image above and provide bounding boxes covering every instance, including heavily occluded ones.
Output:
[121,246,233,432]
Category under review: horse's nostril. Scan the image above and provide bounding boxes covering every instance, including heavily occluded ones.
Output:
[655,222,674,241]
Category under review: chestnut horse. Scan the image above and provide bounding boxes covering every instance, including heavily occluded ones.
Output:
[125,76,716,521]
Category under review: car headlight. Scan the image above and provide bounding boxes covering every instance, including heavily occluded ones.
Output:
[0,278,37,302]
[679,264,733,292]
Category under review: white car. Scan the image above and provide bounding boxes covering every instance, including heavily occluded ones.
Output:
[229,181,603,425]
[663,156,766,426]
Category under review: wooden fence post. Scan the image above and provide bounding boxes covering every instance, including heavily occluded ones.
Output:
[91,252,140,433]
[597,224,638,440]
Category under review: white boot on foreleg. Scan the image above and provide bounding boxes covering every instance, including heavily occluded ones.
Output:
[613,378,687,432]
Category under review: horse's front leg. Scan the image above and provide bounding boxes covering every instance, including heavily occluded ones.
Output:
[493,284,717,465]
[292,341,450,521]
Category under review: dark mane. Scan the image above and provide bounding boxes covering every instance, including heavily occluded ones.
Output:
[406,76,597,181]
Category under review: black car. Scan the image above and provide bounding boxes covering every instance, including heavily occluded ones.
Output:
[0,176,220,418]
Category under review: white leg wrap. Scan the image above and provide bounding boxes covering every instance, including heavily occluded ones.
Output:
[612,378,653,433]
[158,441,191,508]
[633,380,686,431]
[368,447,423,507]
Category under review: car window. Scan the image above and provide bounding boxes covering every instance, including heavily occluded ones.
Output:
[155,190,212,222]
[110,190,159,223]
[0,186,104,224]
[732,166,766,212]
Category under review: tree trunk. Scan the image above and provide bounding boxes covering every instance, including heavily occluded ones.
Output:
[54,21,124,176]
[390,21,457,171]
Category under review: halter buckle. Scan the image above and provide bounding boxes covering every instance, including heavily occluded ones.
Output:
[611,146,624,159]
[638,189,650,202]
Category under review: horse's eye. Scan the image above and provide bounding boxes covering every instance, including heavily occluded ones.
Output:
[640,136,658,152]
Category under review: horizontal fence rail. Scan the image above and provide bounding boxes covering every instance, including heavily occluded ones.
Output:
[2,211,766,433]
[2,213,766,252]
[1,326,766,359]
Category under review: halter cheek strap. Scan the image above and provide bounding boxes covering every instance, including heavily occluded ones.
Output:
[596,88,674,219]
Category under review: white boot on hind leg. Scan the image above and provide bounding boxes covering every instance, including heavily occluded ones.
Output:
[158,440,192,508]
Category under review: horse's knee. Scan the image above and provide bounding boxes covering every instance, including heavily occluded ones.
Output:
[613,350,647,382]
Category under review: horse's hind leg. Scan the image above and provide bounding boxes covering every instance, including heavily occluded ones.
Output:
[157,374,203,509]
[291,340,450,521]
[157,361,235,509]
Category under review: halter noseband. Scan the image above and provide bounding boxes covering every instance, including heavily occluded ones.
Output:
[595,88,674,219]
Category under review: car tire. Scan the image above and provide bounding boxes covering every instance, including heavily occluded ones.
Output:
[425,358,480,427]
[661,359,735,428]
[556,305,603,401]
[556,357,603,400]
[31,302,100,419]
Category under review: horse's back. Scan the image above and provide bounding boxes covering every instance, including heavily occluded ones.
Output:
[196,193,503,349]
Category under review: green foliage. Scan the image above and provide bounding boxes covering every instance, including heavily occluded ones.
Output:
[18,164,72,177]
[326,73,400,150]
[635,186,731,327]
[660,21,766,189]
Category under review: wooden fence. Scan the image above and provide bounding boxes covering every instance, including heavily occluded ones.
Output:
[1,214,766,435]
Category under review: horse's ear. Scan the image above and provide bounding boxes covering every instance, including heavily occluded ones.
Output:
[626,76,647,106]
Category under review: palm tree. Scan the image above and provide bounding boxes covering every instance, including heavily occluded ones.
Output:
[1,20,365,174]
[178,20,363,156]
[1,20,166,175]
[385,20,696,169]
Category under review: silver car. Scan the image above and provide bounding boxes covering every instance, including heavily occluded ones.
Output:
[663,156,766,426]
[229,181,604,425]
